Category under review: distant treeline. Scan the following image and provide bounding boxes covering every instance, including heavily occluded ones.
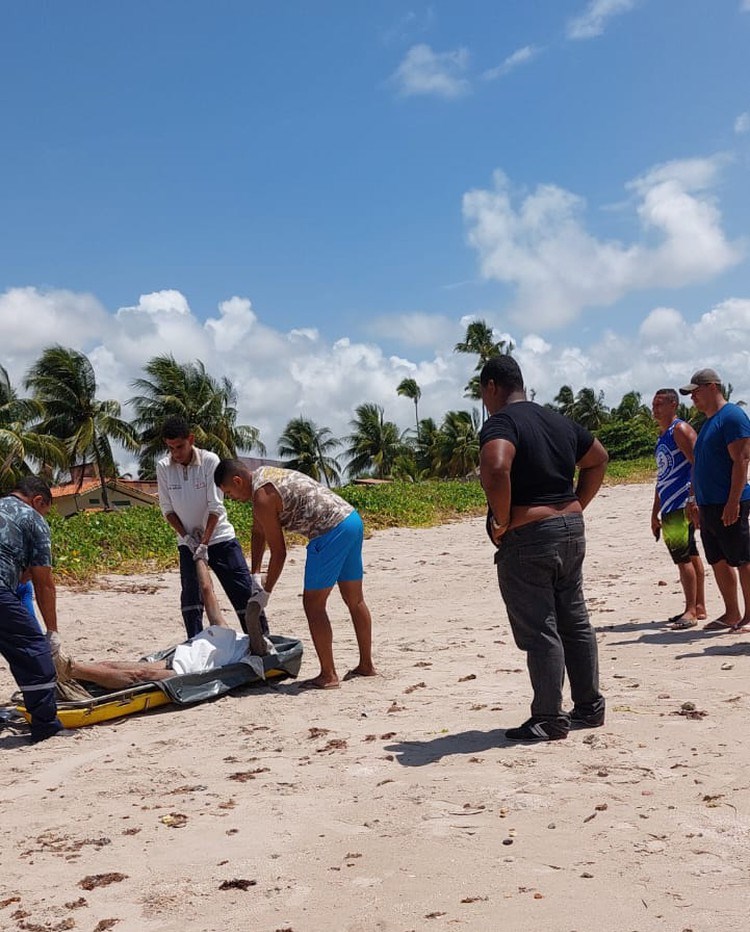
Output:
[2,321,736,498]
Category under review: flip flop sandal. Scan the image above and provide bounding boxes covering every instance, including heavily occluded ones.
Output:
[670,618,697,630]
[667,613,684,624]
[702,619,735,631]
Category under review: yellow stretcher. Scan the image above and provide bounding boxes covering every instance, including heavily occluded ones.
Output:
[16,634,304,729]
[19,683,171,729]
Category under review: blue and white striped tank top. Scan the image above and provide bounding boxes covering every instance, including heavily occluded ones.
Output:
[655,419,691,515]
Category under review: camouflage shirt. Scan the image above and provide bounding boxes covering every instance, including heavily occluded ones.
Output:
[0,495,52,592]
[252,467,354,540]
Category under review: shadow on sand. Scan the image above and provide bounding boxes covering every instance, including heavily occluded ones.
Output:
[607,626,746,647]
[384,728,519,766]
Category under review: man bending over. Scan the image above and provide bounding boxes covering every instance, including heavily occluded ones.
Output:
[215,461,375,690]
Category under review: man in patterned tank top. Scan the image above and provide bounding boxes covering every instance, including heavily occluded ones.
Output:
[214,459,376,689]
[651,389,707,629]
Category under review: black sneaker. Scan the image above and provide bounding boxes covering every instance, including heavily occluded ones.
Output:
[505,717,568,742]
[568,707,605,729]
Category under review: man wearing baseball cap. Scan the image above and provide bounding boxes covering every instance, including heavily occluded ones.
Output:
[679,369,750,631]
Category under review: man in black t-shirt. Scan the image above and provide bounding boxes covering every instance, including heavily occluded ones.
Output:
[479,356,608,741]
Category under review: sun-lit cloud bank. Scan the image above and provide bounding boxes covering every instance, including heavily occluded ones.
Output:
[2,287,750,467]
[463,155,743,329]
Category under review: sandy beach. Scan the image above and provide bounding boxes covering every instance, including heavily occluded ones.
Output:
[2,482,750,932]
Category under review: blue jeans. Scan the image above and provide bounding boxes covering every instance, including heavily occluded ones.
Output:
[0,588,62,742]
[178,538,267,639]
[495,513,603,721]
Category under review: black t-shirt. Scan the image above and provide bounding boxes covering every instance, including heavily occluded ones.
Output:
[479,401,594,506]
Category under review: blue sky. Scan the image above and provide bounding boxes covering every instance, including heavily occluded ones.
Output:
[2,1,749,456]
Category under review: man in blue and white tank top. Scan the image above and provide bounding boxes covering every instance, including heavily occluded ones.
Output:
[651,389,706,629]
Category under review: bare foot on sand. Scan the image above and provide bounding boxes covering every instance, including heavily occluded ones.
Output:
[298,675,340,690]
[343,666,378,681]
[697,605,708,620]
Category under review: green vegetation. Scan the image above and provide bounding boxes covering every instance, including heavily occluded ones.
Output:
[601,456,655,484]
[338,480,487,529]
[50,461,654,583]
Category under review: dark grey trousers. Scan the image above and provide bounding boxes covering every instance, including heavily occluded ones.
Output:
[495,513,604,721]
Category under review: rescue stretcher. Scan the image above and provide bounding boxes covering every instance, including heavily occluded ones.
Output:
[15,634,303,729]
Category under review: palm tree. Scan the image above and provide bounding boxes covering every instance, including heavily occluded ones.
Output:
[277,417,341,486]
[0,365,66,491]
[572,387,609,431]
[25,347,140,509]
[396,377,422,442]
[415,416,441,476]
[345,403,404,479]
[612,390,652,426]
[436,409,480,477]
[129,355,264,478]
[454,319,514,416]
[552,385,576,419]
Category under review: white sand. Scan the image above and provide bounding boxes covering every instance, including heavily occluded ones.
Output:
[2,483,750,931]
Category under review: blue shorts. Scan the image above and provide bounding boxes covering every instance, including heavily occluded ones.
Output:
[304,511,364,591]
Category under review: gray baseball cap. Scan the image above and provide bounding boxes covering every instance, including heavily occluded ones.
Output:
[679,368,722,395]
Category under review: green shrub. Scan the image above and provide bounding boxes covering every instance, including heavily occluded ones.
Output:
[597,420,658,460]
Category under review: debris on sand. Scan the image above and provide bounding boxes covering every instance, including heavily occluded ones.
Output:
[78,873,128,890]
[219,879,257,891]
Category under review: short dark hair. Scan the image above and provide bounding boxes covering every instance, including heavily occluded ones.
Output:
[479,355,524,391]
[162,415,192,440]
[654,388,679,405]
[13,476,52,505]
[214,458,248,487]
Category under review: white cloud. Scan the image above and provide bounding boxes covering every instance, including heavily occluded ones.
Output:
[2,287,750,464]
[735,111,750,134]
[512,298,750,408]
[0,287,108,357]
[366,312,458,347]
[462,156,742,329]
[204,296,257,352]
[483,45,540,81]
[567,0,637,40]
[391,44,470,99]
[742,0,750,12]
[117,289,190,317]
[289,327,319,342]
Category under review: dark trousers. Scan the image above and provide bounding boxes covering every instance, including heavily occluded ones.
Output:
[495,513,603,721]
[0,588,62,742]
[178,538,267,639]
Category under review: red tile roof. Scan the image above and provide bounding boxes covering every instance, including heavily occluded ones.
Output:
[51,479,102,498]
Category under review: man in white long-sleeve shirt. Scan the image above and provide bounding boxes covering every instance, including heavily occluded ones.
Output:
[156,416,267,638]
